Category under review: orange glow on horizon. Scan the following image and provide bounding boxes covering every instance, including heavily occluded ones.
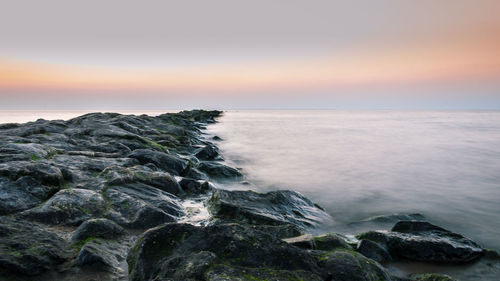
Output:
[1,34,500,95]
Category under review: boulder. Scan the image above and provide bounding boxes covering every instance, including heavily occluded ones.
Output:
[129,149,188,175]
[21,188,106,226]
[104,183,184,229]
[72,218,125,242]
[208,189,332,229]
[318,249,392,281]
[283,233,351,251]
[0,176,60,215]
[194,144,220,160]
[0,161,64,186]
[76,238,128,273]
[357,221,484,263]
[127,223,323,281]
[410,273,456,281]
[0,216,70,276]
[197,161,242,179]
[178,177,211,195]
[356,239,392,263]
[103,165,184,196]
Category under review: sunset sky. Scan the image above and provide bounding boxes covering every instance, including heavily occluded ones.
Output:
[1,0,500,109]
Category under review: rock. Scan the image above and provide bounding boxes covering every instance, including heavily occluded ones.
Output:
[348,213,427,232]
[72,218,125,242]
[283,234,316,249]
[208,189,332,229]
[357,221,484,263]
[197,161,242,179]
[318,249,392,281]
[21,188,106,226]
[129,149,188,176]
[356,239,392,263]
[0,161,64,186]
[103,165,184,196]
[0,216,70,276]
[410,273,456,281]
[104,183,184,229]
[205,264,323,281]
[0,176,60,215]
[314,233,353,251]
[178,177,211,195]
[212,135,222,141]
[284,233,352,251]
[194,144,220,160]
[127,223,323,281]
[76,238,127,272]
[0,143,56,161]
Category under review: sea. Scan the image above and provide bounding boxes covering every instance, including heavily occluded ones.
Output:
[2,109,500,280]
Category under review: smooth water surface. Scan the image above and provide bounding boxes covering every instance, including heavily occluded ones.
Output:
[207,110,500,251]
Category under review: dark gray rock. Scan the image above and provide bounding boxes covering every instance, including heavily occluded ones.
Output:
[21,188,106,226]
[356,239,392,263]
[208,189,332,229]
[0,176,60,215]
[347,213,427,233]
[284,233,352,252]
[410,273,456,281]
[127,223,323,281]
[318,249,392,281]
[197,161,242,179]
[72,218,125,242]
[178,177,211,195]
[104,183,184,229]
[76,238,127,273]
[129,149,188,175]
[205,264,323,281]
[103,165,184,196]
[0,161,64,186]
[193,144,220,160]
[0,216,70,276]
[357,221,484,263]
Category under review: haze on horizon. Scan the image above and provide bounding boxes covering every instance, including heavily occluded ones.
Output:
[1,0,500,110]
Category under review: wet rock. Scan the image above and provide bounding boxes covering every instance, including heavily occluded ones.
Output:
[0,143,56,161]
[21,188,106,226]
[348,213,426,232]
[206,264,323,281]
[103,165,184,196]
[0,176,60,215]
[127,223,322,281]
[129,149,188,176]
[356,239,392,263]
[0,161,64,186]
[283,233,352,251]
[318,249,392,281]
[76,238,126,272]
[0,216,70,276]
[357,221,483,263]
[178,177,211,195]
[51,154,137,182]
[104,183,184,229]
[197,161,242,179]
[208,189,332,229]
[194,144,220,160]
[410,273,456,281]
[72,218,125,242]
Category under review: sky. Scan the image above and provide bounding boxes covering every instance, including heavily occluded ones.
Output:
[1,0,500,109]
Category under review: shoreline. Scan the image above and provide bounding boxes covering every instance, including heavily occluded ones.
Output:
[0,110,498,281]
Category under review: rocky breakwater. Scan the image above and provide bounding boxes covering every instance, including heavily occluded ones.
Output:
[0,110,497,281]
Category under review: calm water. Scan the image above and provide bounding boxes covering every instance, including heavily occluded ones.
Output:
[207,110,500,252]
